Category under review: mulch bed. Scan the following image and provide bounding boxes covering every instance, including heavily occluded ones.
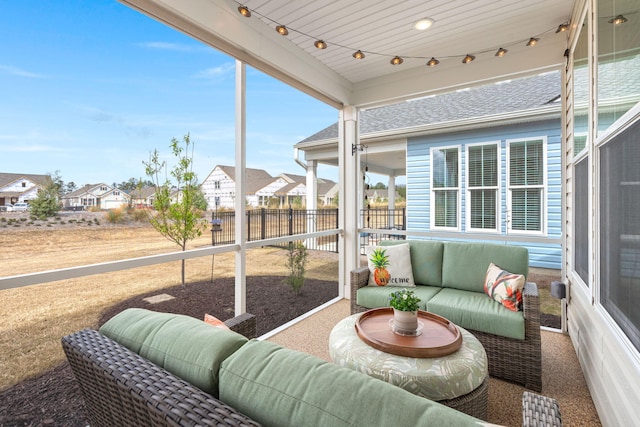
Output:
[0,276,338,427]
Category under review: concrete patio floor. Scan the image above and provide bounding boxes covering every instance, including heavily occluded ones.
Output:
[266,298,601,426]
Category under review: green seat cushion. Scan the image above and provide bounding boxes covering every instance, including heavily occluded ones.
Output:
[427,288,525,340]
[382,239,444,286]
[357,285,441,310]
[219,340,481,427]
[442,241,529,292]
[99,308,248,397]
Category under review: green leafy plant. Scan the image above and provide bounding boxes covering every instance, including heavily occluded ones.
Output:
[29,172,62,220]
[284,241,308,294]
[389,289,421,312]
[144,133,208,288]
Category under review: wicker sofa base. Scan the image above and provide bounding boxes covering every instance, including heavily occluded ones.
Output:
[62,328,260,427]
[470,328,542,392]
[438,377,488,421]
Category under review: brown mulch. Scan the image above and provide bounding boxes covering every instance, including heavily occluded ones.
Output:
[0,276,338,427]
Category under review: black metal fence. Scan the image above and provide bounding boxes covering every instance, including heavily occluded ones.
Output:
[209,207,406,253]
[211,208,340,252]
[359,208,407,247]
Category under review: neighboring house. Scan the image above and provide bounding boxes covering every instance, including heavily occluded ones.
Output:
[127,186,157,207]
[0,172,49,207]
[201,165,338,209]
[318,178,338,206]
[201,165,274,209]
[297,71,562,269]
[364,189,399,204]
[62,183,130,210]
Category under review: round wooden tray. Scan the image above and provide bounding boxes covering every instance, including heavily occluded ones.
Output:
[355,308,462,358]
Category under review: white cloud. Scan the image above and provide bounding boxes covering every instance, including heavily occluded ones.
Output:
[0,65,45,79]
[193,63,235,81]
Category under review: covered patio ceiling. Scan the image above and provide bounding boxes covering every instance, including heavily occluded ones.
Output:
[120,0,574,109]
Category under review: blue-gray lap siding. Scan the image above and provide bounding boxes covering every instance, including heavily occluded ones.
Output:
[406,119,562,269]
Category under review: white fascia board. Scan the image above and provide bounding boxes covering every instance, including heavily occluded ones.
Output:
[119,0,351,108]
[351,40,566,108]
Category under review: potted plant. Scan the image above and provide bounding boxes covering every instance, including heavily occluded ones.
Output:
[389,289,421,335]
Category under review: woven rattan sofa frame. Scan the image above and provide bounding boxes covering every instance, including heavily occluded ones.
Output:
[62,313,260,427]
[351,266,543,392]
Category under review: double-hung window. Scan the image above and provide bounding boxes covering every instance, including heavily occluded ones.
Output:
[508,138,545,233]
[467,143,499,231]
[431,146,460,229]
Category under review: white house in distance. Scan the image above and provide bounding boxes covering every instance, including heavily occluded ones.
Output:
[62,183,130,210]
[200,165,338,210]
[0,172,49,207]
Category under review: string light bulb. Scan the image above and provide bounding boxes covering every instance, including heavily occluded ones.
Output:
[426,57,440,67]
[526,37,539,47]
[314,40,327,49]
[495,47,508,57]
[237,5,251,17]
[608,15,627,25]
[276,25,289,36]
[462,54,475,64]
[555,22,569,33]
[390,56,403,65]
[353,50,365,59]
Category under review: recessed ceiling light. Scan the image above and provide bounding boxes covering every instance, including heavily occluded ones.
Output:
[414,18,434,31]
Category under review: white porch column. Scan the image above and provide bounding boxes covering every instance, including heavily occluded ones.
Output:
[339,106,360,299]
[388,175,396,227]
[306,160,317,249]
[234,60,247,315]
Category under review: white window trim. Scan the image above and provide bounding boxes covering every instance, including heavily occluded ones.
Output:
[465,141,501,233]
[506,136,547,236]
[430,145,461,231]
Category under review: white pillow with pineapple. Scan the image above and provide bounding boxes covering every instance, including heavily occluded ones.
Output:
[365,243,415,287]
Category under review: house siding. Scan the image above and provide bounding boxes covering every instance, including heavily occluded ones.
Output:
[407,119,562,269]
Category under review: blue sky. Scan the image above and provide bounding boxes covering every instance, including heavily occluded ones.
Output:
[0,1,339,187]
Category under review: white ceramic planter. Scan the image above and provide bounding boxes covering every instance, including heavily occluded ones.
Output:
[392,308,419,334]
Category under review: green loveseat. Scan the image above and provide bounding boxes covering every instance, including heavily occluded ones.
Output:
[63,308,483,427]
[351,240,542,391]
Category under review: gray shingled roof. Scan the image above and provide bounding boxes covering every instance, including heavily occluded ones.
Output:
[300,71,561,143]
[218,165,275,193]
[0,172,50,187]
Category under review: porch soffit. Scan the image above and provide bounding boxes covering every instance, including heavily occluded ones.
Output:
[119,0,573,109]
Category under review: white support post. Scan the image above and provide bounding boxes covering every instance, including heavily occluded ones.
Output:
[306,160,318,249]
[339,106,360,299]
[388,175,396,228]
[234,60,247,315]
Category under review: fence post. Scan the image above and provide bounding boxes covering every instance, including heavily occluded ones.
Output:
[402,208,406,230]
[288,207,293,235]
[246,210,251,241]
[261,208,266,240]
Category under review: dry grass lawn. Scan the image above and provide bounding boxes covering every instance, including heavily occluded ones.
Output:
[0,221,339,391]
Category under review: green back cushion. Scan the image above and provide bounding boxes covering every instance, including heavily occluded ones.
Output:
[99,308,247,397]
[442,242,529,292]
[219,340,480,427]
[381,240,444,286]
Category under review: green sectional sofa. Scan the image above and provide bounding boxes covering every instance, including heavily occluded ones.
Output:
[352,240,542,391]
[63,308,484,427]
